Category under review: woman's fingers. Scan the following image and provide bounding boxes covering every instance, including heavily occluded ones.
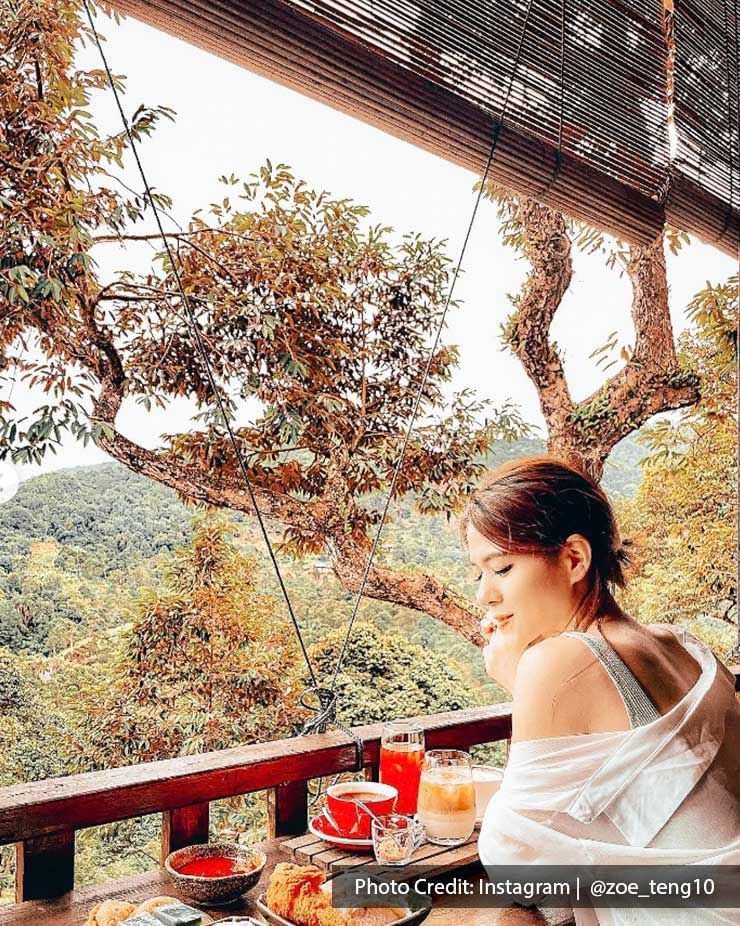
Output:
[480,614,496,640]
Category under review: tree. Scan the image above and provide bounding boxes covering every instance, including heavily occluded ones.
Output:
[87,516,305,765]
[1,0,528,645]
[617,276,737,653]
[310,621,478,727]
[0,646,71,786]
[485,190,700,481]
[0,647,76,900]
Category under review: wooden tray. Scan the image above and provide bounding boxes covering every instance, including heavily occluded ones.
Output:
[280,830,479,876]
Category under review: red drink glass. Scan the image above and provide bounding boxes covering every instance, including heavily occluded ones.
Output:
[379,721,425,815]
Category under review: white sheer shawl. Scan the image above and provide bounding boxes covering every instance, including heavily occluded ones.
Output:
[478,628,740,925]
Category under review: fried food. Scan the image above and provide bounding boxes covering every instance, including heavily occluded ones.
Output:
[85,900,137,926]
[266,862,403,926]
[321,881,405,926]
[267,862,337,925]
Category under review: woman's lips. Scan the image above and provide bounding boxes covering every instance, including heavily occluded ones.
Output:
[485,616,512,646]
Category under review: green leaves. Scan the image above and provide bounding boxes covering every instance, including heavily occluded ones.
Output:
[88,516,305,765]
[588,330,634,372]
[310,621,476,726]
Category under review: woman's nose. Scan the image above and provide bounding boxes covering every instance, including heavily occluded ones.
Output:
[475,574,501,608]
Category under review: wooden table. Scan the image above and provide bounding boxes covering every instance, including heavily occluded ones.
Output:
[0,840,574,926]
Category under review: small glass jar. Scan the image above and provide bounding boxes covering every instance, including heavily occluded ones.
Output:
[371,813,425,866]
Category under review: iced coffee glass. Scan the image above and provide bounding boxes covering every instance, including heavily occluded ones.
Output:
[416,749,476,846]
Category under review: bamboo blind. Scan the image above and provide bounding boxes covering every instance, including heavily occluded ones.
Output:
[111,0,739,254]
[672,0,740,250]
[288,0,670,198]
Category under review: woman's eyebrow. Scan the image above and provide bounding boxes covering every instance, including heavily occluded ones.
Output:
[470,553,508,568]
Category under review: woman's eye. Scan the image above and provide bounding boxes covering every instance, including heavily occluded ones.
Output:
[493,565,512,577]
[469,566,483,582]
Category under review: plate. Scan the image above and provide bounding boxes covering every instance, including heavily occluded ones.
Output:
[309,812,373,849]
[256,892,430,926]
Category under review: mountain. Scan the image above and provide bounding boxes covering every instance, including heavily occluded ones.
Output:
[0,436,648,657]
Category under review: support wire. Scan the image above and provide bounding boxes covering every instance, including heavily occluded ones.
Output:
[80,0,317,687]
[330,0,537,691]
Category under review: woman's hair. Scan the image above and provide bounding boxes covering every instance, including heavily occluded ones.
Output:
[460,455,631,629]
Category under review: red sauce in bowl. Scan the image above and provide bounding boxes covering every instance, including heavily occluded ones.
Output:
[176,855,253,878]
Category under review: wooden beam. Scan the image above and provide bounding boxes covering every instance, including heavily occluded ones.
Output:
[0,705,512,845]
[15,832,74,902]
[267,780,309,838]
[161,802,210,864]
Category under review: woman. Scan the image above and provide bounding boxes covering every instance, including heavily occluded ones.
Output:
[465,457,740,926]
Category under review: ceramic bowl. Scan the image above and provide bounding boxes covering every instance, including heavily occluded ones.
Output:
[164,842,267,906]
[472,764,504,822]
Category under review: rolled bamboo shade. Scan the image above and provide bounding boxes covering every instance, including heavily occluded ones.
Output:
[111,0,739,254]
[671,0,740,251]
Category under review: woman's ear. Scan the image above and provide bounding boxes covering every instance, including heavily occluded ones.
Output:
[561,534,592,585]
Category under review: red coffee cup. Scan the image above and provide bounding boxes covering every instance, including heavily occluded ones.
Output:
[325,782,397,839]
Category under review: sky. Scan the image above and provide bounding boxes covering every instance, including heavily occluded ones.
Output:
[4,10,737,486]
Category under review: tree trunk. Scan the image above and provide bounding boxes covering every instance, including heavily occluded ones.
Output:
[505,200,699,480]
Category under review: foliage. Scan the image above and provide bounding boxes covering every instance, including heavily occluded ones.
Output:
[310,621,477,727]
[0,440,647,658]
[0,0,525,573]
[0,0,174,455]
[86,516,305,766]
[617,277,738,652]
[0,647,71,786]
[0,464,190,574]
[0,464,189,654]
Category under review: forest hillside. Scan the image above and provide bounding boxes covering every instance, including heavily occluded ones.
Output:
[0,431,734,896]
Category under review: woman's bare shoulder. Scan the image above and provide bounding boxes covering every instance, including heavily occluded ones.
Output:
[516,633,596,679]
[511,636,601,743]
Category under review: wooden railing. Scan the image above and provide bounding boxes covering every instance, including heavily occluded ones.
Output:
[4,664,739,906]
[1,704,513,904]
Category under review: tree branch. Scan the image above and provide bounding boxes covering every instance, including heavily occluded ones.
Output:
[506,200,575,436]
[556,232,700,478]
[92,378,322,535]
[325,525,483,647]
[504,201,700,480]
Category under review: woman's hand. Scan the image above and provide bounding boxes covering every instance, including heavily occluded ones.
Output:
[481,614,544,693]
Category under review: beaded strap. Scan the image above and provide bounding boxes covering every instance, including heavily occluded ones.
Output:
[562,632,661,728]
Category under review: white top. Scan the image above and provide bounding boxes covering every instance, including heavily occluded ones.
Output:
[478,627,740,925]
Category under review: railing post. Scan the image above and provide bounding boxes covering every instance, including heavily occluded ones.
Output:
[161,802,210,864]
[15,831,75,901]
[268,780,309,838]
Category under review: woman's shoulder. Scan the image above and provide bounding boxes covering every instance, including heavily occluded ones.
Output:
[511,635,604,743]
[516,632,599,680]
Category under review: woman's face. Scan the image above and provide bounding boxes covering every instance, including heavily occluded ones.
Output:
[466,523,590,686]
